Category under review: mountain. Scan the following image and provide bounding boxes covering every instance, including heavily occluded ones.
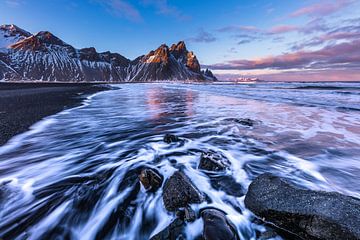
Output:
[0,24,217,82]
[0,24,31,48]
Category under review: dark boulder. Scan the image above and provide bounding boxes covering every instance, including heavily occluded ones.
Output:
[150,218,185,240]
[163,171,204,211]
[163,134,180,144]
[198,151,230,172]
[245,173,360,240]
[201,208,239,240]
[139,168,163,192]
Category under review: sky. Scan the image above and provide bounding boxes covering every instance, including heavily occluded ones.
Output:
[1,0,360,81]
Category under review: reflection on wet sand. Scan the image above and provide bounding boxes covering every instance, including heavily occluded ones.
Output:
[145,86,196,121]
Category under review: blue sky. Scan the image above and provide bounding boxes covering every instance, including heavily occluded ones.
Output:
[1,0,360,81]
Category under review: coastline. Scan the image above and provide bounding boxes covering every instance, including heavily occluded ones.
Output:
[0,82,110,146]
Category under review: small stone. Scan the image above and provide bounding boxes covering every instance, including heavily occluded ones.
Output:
[163,134,180,144]
[198,151,230,172]
[139,168,163,192]
[235,118,255,126]
[184,206,196,222]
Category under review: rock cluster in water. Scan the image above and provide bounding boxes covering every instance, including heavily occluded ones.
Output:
[139,134,242,239]
[139,133,360,240]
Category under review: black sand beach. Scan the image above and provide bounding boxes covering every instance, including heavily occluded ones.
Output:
[0,83,109,146]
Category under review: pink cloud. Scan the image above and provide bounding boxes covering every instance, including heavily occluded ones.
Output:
[208,39,360,70]
[215,69,360,82]
[256,69,360,81]
[289,0,354,18]
[268,25,299,34]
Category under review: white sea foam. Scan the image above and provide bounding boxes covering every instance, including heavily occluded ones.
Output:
[0,82,359,239]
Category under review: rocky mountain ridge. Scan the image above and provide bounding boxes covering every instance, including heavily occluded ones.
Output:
[0,24,216,82]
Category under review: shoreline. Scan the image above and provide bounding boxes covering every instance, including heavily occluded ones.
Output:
[0,83,110,146]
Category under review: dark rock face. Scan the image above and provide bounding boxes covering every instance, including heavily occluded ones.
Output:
[163,171,204,211]
[201,208,239,240]
[245,173,360,240]
[0,25,216,82]
[163,134,180,144]
[170,41,201,73]
[139,168,163,192]
[198,151,230,172]
[202,68,216,80]
[150,218,185,240]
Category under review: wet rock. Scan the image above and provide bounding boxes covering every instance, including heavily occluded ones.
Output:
[150,218,185,240]
[163,134,180,144]
[198,151,230,172]
[74,181,102,211]
[258,229,279,240]
[235,118,256,126]
[175,206,196,222]
[201,208,239,240]
[163,171,204,211]
[184,206,196,222]
[210,175,245,197]
[245,173,360,240]
[139,168,163,192]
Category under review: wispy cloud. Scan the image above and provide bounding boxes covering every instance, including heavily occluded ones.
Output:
[94,0,187,22]
[290,18,360,50]
[268,25,299,34]
[217,25,260,33]
[187,29,216,43]
[217,24,299,45]
[289,0,354,18]
[141,0,189,20]
[5,0,24,7]
[95,0,142,22]
[208,39,360,71]
[237,39,252,45]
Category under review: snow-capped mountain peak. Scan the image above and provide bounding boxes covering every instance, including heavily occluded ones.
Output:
[0,24,31,48]
[0,24,217,82]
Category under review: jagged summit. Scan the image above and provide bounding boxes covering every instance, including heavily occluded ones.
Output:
[0,24,31,48]
[10,30,71,51]
[143,44,170,64]
[0,25,217,82]
[35,31,67,46]
[170,41,187,57]
[0,24,31,38]
[169,41,201,72]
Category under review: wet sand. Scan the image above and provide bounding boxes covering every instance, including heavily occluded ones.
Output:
[0,82,109,146]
